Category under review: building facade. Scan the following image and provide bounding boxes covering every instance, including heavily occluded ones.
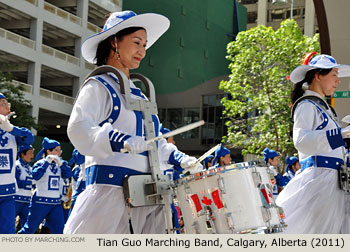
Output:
[0,0,121,158]
[239,0,317,37]
[0,0,247,160]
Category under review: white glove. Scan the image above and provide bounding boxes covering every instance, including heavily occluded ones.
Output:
[180,156,203,174]
[0,114,14,132]
[186,162,204,174]
[180,156,198,168]
[269,166,279,176]
[123,136,153,155]
[46,155,62,166]
[341,115,350,124]
[341,126,350,138]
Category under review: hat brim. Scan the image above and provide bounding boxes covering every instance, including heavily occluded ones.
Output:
[82,13,170,64]
[290,64,350,84]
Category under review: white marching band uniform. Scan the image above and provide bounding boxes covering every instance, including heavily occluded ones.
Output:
[64,73,183,234]
[0,124,34,233]
[70,163,85,204]
[15,158,33,203]
[14,158,33,227]
[276,90,348,233]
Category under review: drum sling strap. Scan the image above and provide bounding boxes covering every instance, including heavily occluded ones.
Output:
[80,66,173,232]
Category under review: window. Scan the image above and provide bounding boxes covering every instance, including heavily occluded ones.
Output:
[201,94,227,145]
[239,0,258,4]
[158,107,200,139]
[270,9,285,21]
[247,12,257,24]
[182,108,200,139]
[167,108,183,129]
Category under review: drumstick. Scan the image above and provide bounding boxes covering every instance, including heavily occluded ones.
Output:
[147,120,205,144]
[121,120,205,153]
[195,143,221,164]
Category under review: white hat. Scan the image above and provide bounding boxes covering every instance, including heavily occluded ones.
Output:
[81,10,170,64]
[289,54,350,83]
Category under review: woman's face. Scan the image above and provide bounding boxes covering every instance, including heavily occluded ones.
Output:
[22,148,34,163]
[47,146,62,157]
[317,68,340,96]
[220,154,232,166]
[269,156,280,167]
[117,29,147,70]
[0,98,11,116]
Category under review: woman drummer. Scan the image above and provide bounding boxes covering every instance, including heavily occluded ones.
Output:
[64,11,202,234]
[276,54,350,233]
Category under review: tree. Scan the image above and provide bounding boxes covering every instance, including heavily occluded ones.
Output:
[0,68,42,131]
[219,19,320,171]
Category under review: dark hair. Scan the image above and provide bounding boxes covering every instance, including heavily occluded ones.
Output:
[44,147,57,157]
[20,149,30,157]
[291,68,333,104]
[95,27,145,66]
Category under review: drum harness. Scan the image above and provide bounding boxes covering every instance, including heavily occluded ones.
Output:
[81,66,204,233]
[291,95,350,193]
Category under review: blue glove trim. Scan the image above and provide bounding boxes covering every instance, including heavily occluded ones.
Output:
[109,130,132,152]
[326,128,345,150]
[168,150,186,167]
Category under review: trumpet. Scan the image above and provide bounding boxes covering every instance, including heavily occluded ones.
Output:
[62,180,73,210]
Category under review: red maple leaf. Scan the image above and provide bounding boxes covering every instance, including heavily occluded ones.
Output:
[201,196,212,206]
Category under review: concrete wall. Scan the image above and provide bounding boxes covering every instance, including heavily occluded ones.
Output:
[323,0,350,120]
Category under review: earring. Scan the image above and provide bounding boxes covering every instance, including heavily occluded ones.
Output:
[116,49,120,60]
[113,37,120,60]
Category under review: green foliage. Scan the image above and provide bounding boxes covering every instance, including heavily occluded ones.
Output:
[219,19,320,169]
[0,69,42,131]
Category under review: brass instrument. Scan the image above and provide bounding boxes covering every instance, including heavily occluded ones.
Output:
[62,179,73,210]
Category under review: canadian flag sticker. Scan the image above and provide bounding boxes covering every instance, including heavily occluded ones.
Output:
[211,189,224,209]
[190,194,203,212]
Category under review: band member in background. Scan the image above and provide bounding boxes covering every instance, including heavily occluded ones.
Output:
[284,155,301,179]
[64,11,202,234]
[18,137,72,234]
[212,144,231,167]
[0,92,34,234]
[14,144,35,231]
[68,149,86,215]
[276,54,350,233]
[263,147,289,199]
[60,177,71,223]
[202,155,214,169]
[160,124,175,145]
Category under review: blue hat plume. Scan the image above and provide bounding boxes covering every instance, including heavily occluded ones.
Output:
[68,149,85,166]
[212,144,230,166]
[262,147,279,162]
[35,137,60,161]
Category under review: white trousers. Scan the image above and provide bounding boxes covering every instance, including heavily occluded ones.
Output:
[276,168,346,234]
[341,194,350,233]
[63,184,166,234]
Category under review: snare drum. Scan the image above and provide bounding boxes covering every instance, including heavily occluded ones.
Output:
[174,162,286,234]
